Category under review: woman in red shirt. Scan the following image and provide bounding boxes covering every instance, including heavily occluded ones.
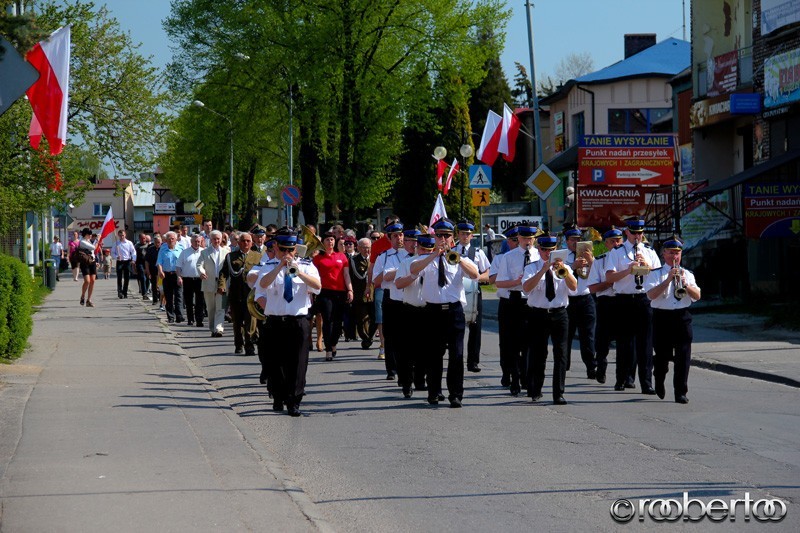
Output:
[313,230,353,360]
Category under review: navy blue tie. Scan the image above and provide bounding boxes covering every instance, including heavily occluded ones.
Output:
[283,274,293,303]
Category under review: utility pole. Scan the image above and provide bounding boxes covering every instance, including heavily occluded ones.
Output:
[525,1,548,230]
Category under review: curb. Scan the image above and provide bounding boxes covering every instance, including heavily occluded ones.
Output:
[482,314,800,389]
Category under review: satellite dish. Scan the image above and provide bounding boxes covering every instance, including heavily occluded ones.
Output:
[433,146,447,160]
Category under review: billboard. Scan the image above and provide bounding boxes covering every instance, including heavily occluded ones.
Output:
[743,182,800,238]
[578,135,675,186]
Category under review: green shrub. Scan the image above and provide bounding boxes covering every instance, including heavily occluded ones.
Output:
[0,254,33,361]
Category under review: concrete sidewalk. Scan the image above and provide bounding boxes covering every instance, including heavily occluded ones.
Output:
[0,277,329,532]
[480,289,800,389]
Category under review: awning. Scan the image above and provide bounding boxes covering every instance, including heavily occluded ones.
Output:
[544,144,578,173]
[696,148,800,196]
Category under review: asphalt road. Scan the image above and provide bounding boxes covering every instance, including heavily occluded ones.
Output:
[172,311,800,532]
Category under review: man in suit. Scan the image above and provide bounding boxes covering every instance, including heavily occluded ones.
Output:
[197,230,230,337]
[219,232,263,354]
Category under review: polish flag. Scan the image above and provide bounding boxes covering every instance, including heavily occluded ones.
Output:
[476,110,502,165]
[429,194,448,233]
[500,103,521,162]
[443,158,459,195]
[435,158,448,191]
[96,207,116,251]
[26,25,71,155]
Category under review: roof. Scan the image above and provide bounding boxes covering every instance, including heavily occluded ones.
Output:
[545,144,578,173]
[92,178,131,190]
[132,181,155,207]
[540,38,690,104]
[695,149,800,196]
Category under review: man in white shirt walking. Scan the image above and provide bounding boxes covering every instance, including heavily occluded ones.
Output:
[112,230,137,299]
[197,230,229,337]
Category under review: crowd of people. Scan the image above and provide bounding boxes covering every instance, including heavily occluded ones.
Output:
[63,214,700,416]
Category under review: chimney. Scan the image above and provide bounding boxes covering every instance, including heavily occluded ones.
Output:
[624,34,657,59]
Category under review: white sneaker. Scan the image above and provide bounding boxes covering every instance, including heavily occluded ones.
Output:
[378,347,385,360]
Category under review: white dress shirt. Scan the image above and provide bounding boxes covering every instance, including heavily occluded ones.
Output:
[606,241,661,294]
[587,252,616,297]
[257,259,321,316]
[566,249,592,296]
[496,246,540,293]
[522,260,573,309]
[489,253,509,298]
[374,248,408,302]
[645,265,699,310]
[398,253,425,308]
[178,235,192,250]
[176,246,203,278]
[415,255,478,305]
[112,239,137,261]
[456,242,491,273]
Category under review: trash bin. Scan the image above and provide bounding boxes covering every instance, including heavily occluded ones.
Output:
[44,259,57,289]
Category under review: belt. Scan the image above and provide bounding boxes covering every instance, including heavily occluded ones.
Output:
[532,305,567,313]
[163,271,177,275]
[508,290,523,301]
[182,276,199,279]
[616,293,647,299]
[426,302,461,310]
[266,315,306,322]
[569,294,592,299]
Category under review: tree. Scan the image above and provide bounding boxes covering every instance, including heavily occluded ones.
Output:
[555,52,594,81]
[511,62,533,107]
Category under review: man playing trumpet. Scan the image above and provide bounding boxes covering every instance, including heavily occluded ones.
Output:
[645,238,701,404]
[522,233,577,405]
[563,226,598,380]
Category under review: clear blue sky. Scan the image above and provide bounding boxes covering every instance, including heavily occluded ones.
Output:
[102,0,689,94]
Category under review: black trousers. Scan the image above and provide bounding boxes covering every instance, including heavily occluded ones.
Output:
[594,296,617,377]
[381,294,403,376]
[149,272,160,304]
[317,288,346,351]
[614,294,653,389]
[136,263,150,296]
[527,306,569,399]
[466,291,483,368]
[398,303,426,389]
[352,297,377,343]
[162,272,184,321]
[230,297,254,350]
[653,308,693,397]
[567,294,597,373]
[182,277,204,324]
[265,315,311,407]
[499,293,528,389]
[424,302,466,402]
[116,260,131,296]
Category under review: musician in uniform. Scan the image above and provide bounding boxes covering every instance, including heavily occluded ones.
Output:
[645,237,701,404]
[587,227,624,384]
[522,233,577,405]
[489,224,520,387]
[255,228,321,416]
[219,232,263,355]
[251,225,267,254]
[563,226,597,379]
[372,221,406,380]
[410,218,479,408]
[454,219,491,373]
[605,218,661,394]
[396,232,434,397]
[494,225,540,396]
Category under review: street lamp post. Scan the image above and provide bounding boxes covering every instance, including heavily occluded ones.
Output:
[192,100,234,228]
[434,131,474,219]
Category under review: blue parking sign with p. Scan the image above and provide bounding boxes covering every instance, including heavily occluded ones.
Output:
[592,169,605,182]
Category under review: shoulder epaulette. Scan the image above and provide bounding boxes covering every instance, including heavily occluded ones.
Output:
[596,252,607,259]
[613,244,623,250]
[298,257,312,264]
[644,242,653,248]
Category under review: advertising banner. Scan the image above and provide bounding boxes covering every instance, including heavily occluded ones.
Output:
[578,135,675,186]
[743,182,800,238]
[764,47,800,108]
[761,0,800,34]
[577,186,646,228]
[707,50,738,97]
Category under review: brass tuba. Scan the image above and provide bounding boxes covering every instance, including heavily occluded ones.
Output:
[247,288,267,325]
[296,224,324,258]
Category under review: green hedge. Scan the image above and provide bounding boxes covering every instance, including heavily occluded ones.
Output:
[0,254,34,360]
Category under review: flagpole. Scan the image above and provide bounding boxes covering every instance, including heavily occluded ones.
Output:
[525,0,548,230]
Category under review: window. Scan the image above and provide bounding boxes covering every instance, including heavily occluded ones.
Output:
[607,108,671,134]
[571,112,585,145]
[93,203,110,217]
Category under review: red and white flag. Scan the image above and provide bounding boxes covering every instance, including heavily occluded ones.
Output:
[26,25,71,155]
[96,207,116,251]
[435,158,448,191]
[428,194,448,233]
[476,110,502,165]
[443,158,459,195]
[500,103,521,162]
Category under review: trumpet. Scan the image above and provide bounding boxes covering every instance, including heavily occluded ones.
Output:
[554,263,569,280]
[445,249,461,266]
[673,259,687,300]
[286,264,299,277]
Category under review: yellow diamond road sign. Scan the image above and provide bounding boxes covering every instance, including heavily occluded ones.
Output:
[525,164,561,200]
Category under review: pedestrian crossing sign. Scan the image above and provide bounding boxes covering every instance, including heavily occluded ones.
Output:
[469,165,492,189]
[472,189,490,207]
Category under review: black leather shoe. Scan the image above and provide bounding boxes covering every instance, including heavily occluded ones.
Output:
[449,398,462,408]
[118,292,123,299]
[553,396,568,405]
[510,385,520,397]
[437,393,445,401]
[234,347,244,355]
[187,320,194,326]
[386,372,396,380]
[675,395,689,404]
[272,400,284,412]
[361,339,373,349]
[427,397,439,405]
[587,369,597,380]
[245,347,256,356]
[402,387,412,399]
[596,373,606,384]
[196,323,204,328]
[614,383,625,391]
[500,375,510,387]
[531,393,543,402]
[287,405,302,417]
[259,372,267,385]
[467,364,481,373]
[655,381,666,399]
[624,381,636,389]
[641,387,657,395]
[176,318,185,324]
